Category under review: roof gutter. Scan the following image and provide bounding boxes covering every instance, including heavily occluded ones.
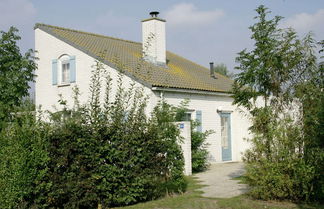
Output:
[151,87,232,97]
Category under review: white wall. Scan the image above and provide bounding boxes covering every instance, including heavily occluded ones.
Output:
[157,91,251,163]
[35,29,155,115]
[175,121,192,175]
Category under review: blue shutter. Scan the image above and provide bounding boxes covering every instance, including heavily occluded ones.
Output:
[52,59,58,85]
[69,56,76,83]
[196,110,202,132]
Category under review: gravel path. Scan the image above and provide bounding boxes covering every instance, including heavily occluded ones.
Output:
[194,162,248,198]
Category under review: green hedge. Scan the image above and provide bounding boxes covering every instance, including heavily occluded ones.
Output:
[0,103,49,209]
[0,64,187,208]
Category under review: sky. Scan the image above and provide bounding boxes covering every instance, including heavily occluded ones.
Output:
[0,0,324,73]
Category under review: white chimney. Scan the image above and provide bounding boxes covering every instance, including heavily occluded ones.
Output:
[142,11,166,66]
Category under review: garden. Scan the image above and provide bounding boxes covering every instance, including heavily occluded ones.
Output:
[0,4,323,209]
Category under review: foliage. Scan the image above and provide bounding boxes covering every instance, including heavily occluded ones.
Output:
[233,5,323,202]
[0,55,187,208]
[0,27,41,209]
[213,63,234,78]
[319,40,324,54]
[0,27,36,125]
[0,101,49,209]
[31,60,187,208]
[296,41,324,201]
[190,124,211,173]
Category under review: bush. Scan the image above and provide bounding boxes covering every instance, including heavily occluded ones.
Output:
[243,111,319,201]
[191,122,211,173]
[0,102,49,209]
[0,59,187,208]
[32,62,187,208]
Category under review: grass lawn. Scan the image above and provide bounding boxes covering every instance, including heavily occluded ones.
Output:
[113,176,324,209]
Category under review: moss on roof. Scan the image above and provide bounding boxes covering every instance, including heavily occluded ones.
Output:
[35,23,233,93]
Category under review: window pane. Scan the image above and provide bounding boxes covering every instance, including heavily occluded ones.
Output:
[62,63,70,83]
[184,113,191,121]
[221,116,228,148]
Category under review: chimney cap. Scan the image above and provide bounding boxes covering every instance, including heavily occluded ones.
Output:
[150,11,159,17]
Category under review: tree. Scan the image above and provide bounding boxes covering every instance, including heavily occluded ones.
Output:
[233,5,323,201]
[319,40,324,54]
[0,27,36,124]
[213,63,234,78]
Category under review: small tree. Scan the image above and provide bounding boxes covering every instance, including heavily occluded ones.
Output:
[213,63,234,78]
[0,27,36,125]
[233,5,323,201]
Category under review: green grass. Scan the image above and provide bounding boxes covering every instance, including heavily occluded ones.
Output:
[217,195,323,209]
[112,176,323,209]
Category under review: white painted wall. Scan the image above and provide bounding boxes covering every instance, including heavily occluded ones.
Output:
[176,121,192,175]
[156,91,251,163]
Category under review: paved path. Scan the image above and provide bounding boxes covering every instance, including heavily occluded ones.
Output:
[194,162,248,198]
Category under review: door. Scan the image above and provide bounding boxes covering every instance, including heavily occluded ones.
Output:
[221,113,232,161]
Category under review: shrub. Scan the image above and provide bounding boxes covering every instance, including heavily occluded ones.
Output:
[32,61,187,208]
[0,59,187,208]
[191,122,211,173]
[243,112,318,201]
[0,101,49,209]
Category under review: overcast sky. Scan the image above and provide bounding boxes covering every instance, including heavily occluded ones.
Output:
[1,0,323,72]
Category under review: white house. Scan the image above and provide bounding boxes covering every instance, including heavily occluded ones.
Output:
[35,12,251,164]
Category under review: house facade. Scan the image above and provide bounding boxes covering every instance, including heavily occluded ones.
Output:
[35,12,251,163]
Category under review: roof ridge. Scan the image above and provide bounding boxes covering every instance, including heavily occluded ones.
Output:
[34,23,142,45]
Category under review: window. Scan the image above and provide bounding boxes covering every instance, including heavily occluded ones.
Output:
[61,61,70,83]
[196,110,202,132]
[51,55,76,86]
[221,116,229,148]
[183,112,192,121]
[59,55,70,84]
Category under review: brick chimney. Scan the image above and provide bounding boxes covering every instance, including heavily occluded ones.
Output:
[142,11,166,66]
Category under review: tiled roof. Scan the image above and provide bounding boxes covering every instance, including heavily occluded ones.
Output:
[35,23,233,93]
